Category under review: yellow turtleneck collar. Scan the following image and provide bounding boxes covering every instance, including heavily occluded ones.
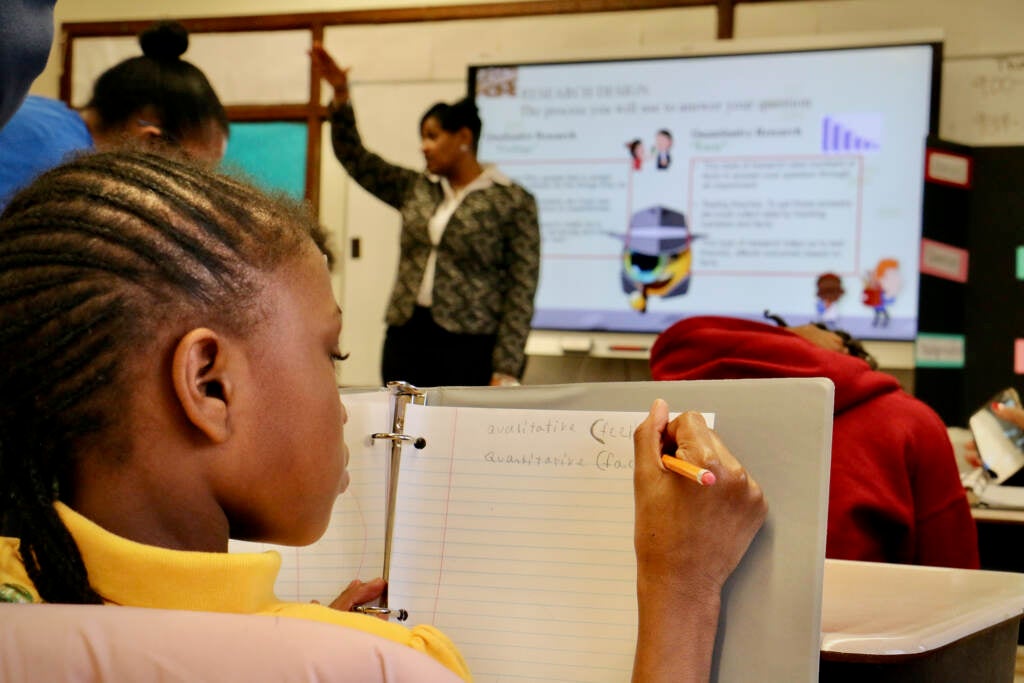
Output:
[55,501,281,613]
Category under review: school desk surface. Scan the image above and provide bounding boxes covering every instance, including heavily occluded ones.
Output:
[820,558,1024,682]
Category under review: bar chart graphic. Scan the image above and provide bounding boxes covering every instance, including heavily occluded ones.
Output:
[822,113,882,153]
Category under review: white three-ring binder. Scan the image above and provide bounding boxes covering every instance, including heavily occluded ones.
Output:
[234,378,834,683]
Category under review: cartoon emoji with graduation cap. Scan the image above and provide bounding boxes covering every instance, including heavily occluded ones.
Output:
[618,205,698,313]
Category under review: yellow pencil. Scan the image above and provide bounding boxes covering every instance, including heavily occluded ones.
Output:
[661,454,716,486]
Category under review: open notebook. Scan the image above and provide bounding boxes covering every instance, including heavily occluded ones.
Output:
[231,379,834,682]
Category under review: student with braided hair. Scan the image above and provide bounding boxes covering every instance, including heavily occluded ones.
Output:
[0,151,765,683]
[0,150,467,676]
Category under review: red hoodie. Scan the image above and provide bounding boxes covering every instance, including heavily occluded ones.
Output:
[650,316,979,568]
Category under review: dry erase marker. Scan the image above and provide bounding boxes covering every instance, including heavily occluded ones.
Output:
[661,455,716,486]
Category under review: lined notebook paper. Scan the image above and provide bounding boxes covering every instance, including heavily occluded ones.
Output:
[231,379,833,682]
[232,399,707,680]
[388,404,708,683]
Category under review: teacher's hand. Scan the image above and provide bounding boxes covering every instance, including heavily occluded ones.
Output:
[490,372,520,387]
[310,42,351,105]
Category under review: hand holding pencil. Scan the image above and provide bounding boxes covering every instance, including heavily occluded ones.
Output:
[661,453,716,486]
[632,401,767,581]
[631,400,767,683]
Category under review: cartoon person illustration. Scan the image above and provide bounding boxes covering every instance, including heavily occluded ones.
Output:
[862,258,901,327]
[814,272,845,326]
[626,138,644,170]
[652,129,673,170]
[619,206,696,313]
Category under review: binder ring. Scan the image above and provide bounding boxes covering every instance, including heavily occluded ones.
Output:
[371,432,427,449]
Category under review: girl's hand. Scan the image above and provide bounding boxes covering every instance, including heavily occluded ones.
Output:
[631,401,768,683]
[633,401,767,593]
[324,577,386,612]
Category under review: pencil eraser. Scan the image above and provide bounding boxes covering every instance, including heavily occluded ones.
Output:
[700,471,716,486]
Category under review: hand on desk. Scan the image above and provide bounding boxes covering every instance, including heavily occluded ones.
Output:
[631,400,767,683]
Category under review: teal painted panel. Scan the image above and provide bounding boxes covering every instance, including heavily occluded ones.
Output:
[221,122,307,200]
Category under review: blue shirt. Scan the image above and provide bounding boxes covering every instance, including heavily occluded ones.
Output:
[0,0,57,129]
[0,95,93,208]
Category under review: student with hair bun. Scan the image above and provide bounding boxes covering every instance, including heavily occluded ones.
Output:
[311,44,540,389]
[0,20,228,208]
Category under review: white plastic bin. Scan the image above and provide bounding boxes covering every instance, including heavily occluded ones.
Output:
[820,559,1024,682]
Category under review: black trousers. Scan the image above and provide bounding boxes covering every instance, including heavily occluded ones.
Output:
[381,306,496,387]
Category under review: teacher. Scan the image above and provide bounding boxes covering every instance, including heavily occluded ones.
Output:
[312,44,540,388]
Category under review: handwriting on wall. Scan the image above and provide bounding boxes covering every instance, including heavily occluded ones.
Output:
[942,55,1024,145]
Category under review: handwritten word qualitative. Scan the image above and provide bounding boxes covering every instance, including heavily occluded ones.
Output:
[487,418,577,436]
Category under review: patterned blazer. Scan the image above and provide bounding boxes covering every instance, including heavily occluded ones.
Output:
[329,103,540,377]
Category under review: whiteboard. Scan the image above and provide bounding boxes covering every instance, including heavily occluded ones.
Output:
[941,54,1024,145]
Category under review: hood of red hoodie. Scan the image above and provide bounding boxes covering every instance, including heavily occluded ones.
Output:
[649,316,900,413]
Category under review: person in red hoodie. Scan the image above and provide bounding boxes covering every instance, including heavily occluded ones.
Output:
[650,315,979,568]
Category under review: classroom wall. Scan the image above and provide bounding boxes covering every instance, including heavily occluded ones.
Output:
[31,0,547,99]
[735,0,1024,56]
[32,0,1024,390]
[736,0,1024,147]
[38,0,1024,105]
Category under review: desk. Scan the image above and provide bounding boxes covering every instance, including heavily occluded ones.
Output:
[973,506,1024,525]
[974,506,1024,576]
[820,559,1024,682]
[974,505,1024,650]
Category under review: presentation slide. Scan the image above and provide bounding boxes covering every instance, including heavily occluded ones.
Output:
[472,44,936,340]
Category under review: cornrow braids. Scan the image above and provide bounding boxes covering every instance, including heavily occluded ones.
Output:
[0,150,319,604]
